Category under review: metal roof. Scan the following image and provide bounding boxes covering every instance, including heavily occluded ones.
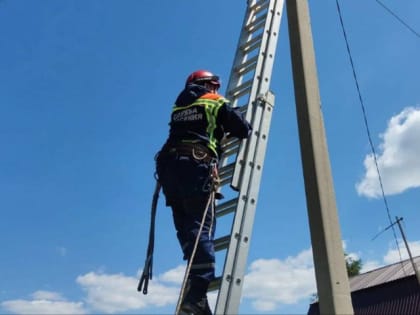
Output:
[307,256,420,315]
[349,255,420,292]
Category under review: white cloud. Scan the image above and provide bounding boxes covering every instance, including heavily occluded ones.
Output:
[242,248,316,311]
[356,106,420,198]
[5,244,418,315]
[0,251,318,314]
[1,290,86,315]
[360,259,383,273]
[18,244,418,314]
[1,267,183,315]
[240,240,420,312]
[31,290,65,301]
[383,240,420,264]
[359,240,420,273]
[76,270,179,314]
[158,264,185,284]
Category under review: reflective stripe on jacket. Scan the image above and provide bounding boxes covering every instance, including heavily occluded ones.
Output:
[170,92,228,157]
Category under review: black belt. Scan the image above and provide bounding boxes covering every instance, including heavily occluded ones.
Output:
[160,143,217,164]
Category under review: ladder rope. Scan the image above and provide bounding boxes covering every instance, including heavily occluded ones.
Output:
[175,191,215,315]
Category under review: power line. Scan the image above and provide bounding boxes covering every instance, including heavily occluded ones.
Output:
[375,0,420,39]
[335,0,404,262]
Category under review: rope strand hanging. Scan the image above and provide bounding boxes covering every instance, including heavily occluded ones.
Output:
[138,181,161,294]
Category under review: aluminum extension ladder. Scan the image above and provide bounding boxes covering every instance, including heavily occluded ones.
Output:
[211,0,284,314]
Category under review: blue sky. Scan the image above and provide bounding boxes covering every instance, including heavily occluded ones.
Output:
[1,0,420,314]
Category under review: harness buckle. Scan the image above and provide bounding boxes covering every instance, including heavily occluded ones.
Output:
[192,147,208,161]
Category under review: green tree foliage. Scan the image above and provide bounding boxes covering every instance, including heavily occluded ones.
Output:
[345,253,362,277]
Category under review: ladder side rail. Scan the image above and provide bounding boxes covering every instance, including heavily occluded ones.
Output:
[225,0,269,111]
[217,1,259,177]
[224,1,260,108]
[223,93,275,314]
[231,0,284,189]
[257,0,284,95]
[212,1,265,295]
[215,0,284,312]
[210,0,282,310]
[218,0,269,178]
[227,11,272,190]
[215,92,275,315]
[214,95,266,314]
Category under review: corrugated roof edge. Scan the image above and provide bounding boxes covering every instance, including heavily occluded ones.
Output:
[349,255,420,292]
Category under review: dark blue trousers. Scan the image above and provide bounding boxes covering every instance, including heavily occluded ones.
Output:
[156,153,216,303]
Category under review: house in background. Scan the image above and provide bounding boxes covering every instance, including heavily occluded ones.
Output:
[308,256,420,314]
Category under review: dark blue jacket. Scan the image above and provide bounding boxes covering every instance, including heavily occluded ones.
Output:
[164,84,251,157]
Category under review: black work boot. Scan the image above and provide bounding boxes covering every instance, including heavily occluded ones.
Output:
[179,276,212,315]
[179,297,212,315]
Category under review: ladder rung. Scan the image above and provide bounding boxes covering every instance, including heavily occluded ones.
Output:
[229,86,251,100]
[215,197,239,217]
[235,56,258,76]
[218,162,235,186]
[243,38,262,55]
[241,34,263,55]
[249,0,269,14]
[238,104,248,114]
[214,235,231,251]
[228,79,253,99]
[221,140,241,158]
[219,177,232,187]
[246,13,267,33]
[221,137,240,150]
[208,276,222,292]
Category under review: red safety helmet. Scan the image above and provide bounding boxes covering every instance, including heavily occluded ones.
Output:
[185,70,221,89]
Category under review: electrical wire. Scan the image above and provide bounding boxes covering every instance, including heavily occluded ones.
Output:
[375,0,420,39]
[335,0,404,263]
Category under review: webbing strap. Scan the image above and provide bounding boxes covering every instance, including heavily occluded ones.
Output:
[137,180,161,294]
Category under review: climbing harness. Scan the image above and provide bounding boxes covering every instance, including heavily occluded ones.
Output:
[137,179,161,294]
[192,147,208,161]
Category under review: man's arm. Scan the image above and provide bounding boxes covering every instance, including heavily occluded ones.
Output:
[217,104,252,139]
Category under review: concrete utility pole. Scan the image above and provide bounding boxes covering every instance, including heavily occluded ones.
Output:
[286,1,354,314]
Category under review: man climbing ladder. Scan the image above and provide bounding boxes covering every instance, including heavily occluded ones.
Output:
[155,70,251,315]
